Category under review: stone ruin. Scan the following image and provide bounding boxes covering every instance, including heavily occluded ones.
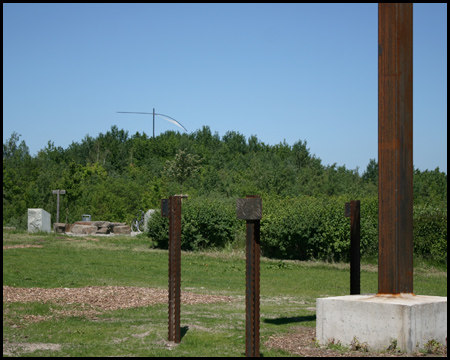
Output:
[53,221,131,235]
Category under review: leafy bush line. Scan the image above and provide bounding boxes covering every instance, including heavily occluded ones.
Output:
[147,196,447,263]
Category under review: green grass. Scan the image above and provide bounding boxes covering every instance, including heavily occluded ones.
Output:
[3,230,447,357]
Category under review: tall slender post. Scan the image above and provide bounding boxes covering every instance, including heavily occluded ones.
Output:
[350,200,360,295]
[378,3,413,294]
[237,195,262,357]
[162,195,186,343]
[168,196,182,343]
[153,108,155,138]
[52,189,66,224]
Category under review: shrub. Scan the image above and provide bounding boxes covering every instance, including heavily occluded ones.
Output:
[146,195,446,263]
[146,197,242,251]
[413,205,447,263]
[181,197,241,251]
[260,196,378,261]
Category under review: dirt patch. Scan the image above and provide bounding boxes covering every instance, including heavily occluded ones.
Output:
[3,245,43,250]
[264,326,447,357]
[3,342,62,356]
[3,286,236,312]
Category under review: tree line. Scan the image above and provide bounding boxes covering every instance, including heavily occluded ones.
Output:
[3,125,447,229]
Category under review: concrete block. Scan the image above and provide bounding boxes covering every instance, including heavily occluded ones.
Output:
[71,224,98,235]
[91,221,111,228]
[113,225,131,234]
[316,294,447,353]
[96,227,110,234]
[109,222,127,227]
[28,208,51,233]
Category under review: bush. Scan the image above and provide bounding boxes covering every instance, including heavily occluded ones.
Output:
[146,195,446,263]
[146,197,242,251]
[260,196,378,261]
[182,197,242,251]
[413,205,447,263]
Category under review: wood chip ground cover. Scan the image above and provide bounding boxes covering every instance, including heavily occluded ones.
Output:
[4,286,446,357]
[3,286,236,312]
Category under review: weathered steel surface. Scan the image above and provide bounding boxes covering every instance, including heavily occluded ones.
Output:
[237,197,262,220]
[168,196,182,343]
[350,200,361,295]
[345,202,351,218]
[239,195,261,357]
[378,3,414,295]
[161,198,169,217]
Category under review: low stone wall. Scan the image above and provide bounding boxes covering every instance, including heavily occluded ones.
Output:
[54,221,131,235]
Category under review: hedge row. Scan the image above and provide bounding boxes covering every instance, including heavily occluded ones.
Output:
[146,196,447,263]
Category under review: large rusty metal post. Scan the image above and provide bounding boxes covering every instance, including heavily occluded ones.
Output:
[237,195,262,357]
[378,3,414,295]
[346,200,361,295]
[161,196,183,343]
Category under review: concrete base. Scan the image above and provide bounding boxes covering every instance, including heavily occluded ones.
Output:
[28,208,51,233]
[316,294,447,353]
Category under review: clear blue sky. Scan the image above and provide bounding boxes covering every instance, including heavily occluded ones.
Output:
[3,3,447,173]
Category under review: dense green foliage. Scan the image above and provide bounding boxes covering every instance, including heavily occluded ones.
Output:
[3,126,447,262]
[147,196,446,263]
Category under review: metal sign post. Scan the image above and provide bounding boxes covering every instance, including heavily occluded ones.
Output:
[161,195,187,343]
[345,200,361,295]
[237,195,262,357]
[52,189,66,224]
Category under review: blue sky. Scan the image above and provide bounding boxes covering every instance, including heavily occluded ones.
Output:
[3,3,447,173]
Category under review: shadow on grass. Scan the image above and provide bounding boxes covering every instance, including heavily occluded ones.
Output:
[263,315,316,325]
[181,325,189,340]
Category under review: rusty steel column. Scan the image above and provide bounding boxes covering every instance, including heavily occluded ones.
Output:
[237,195,262,357]
[163,196,182,343]
[349,201,361,295]
[378,3,414,295]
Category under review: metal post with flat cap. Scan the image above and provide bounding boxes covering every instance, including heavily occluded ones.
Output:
[161,195,188,343]
[237,195,262,357]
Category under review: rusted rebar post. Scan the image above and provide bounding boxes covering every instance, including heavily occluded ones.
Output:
[162,195,186,343]
[346,200,361,295]
[378,3,414,295]
[237,195,262,357]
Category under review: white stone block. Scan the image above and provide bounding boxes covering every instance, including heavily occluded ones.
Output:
[27,208,51,233]
[316,294,447,353]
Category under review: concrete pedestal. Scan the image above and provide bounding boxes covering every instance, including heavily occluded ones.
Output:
[316,294,447,353]
[27,208,51,233]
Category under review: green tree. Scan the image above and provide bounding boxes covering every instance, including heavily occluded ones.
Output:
[163,149,202,194]
[3,133,36,227]
[362,158,378,185]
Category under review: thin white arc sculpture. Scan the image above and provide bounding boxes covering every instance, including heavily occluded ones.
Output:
[117,108,187,137]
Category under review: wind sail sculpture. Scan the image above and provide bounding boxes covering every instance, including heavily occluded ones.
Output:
[117,108,187,137]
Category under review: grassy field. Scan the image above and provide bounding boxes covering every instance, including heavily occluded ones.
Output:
[3,230,447,357]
